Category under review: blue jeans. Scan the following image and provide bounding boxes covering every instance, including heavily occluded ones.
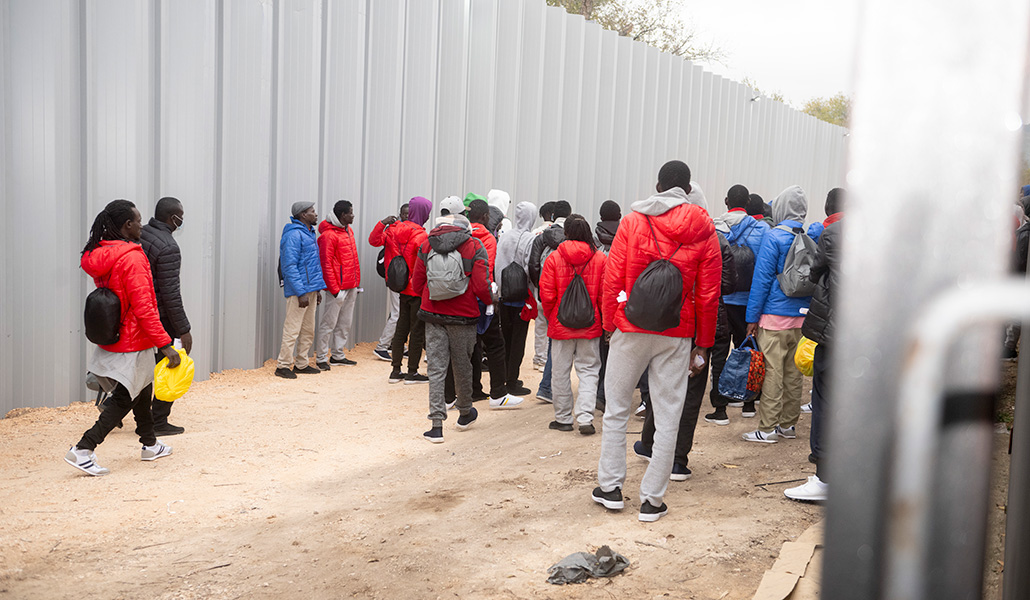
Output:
[538,339,552,397]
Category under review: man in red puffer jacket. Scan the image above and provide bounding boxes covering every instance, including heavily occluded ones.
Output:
[592,160,722,523]
[369,196,432,383]
[316,200,361,370]
[67,200,181,477]
[539,215,606,436]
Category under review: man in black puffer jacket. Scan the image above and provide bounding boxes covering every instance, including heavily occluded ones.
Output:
[140,197,192,436]
[785,213,843,502]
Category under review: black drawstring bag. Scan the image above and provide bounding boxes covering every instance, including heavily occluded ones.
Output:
[386,241,410,292]
[625,216,684,332]
[557,262,596,330]
[84,285,122,346]
[500,261,529,303]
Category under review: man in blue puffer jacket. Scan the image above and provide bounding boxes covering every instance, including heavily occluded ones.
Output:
[275,202,327,379]
[742,185,813,444]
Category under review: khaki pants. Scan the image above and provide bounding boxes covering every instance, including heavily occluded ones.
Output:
[756,326,804,433]
[278,292,318,369]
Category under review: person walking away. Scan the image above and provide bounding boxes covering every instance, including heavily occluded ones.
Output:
[530,202,556,370]
[275,202,326,378]
[412,213,494,442]
[593,161,721,522]
[540,215,606,435]
[709,184,770,422]
[742,185,813,443]
[784,199,844,501]
[373,203,408,361]
[369,196,432,383]
[139,196,192,436]
[468,199,525,407]
[315,200,360,370]
[496,201,538,398]
[806,187,845,243]
[530,200,572,402]
[66,200,181,476]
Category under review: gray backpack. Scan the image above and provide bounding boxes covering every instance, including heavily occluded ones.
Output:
[775,225,818,297]
[425,249,469,301]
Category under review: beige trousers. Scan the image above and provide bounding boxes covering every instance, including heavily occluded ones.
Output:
[756,326,804,433]
[277,292,318,369]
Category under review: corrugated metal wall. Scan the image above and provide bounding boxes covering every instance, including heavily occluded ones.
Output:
[0,0,849,415]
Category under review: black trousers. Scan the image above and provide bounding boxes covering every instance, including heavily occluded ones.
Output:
[391,294,425,373]
[78,382,157,450]
[596,337,610,403]
[811,343,831,482]
[708,302,732,409]
[640,343,707,467]
[498,304,529,389]
[474,311,508,399]
[152,352,174,426]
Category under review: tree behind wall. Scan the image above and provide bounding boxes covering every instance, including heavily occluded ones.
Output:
[803,92,851,128]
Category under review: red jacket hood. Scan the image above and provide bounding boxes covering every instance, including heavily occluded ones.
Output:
[318,220,348,235]
[81,240,142,278]
[557,240,597,267]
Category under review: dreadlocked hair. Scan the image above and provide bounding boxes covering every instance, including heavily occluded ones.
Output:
[563,214,596,252]
[82,199,137,255]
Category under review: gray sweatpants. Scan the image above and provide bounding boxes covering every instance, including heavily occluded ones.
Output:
[533,311,548,365]
[315,288,357,363]
[598,330,692,508]
[376,288,401,351]
[551,337,601,426]
[426,322,477,425]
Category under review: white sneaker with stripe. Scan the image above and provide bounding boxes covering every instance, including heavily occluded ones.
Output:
[65,447,110,476]
[489,394,523,409]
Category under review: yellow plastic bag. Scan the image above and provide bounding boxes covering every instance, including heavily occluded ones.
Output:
[154,348,195,401]
[794,336,817,377]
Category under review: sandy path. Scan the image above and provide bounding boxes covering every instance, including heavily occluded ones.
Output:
[1,333,831,600]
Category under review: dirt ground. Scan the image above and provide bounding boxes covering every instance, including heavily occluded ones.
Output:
[0,338,1013,600]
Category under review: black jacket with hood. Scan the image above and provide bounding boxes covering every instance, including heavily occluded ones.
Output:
[801,220,841,345]
[529,221,565,288]
[139,218,191,338]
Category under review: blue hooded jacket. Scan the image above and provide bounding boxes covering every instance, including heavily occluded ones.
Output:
[280,217,326,298]
[723,216,770,306]
[745,186,813,322]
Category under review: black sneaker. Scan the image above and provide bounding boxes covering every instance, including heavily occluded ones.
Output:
[404,372,429,385]
[456,407,478,431]
[670,463,692,481]
[704,409,729,426]
[275,367,297,379]
[579,423,596,435]
[639,500,669,522]
[633,440,652,461]
[294,365,320,375]
[423,427,444,443]
[742,401,757,418]
[373,348,392,361]
[808,453,818,465]
[472,390,490,402]
[549,421,573,432]
[331,357,357,366]
[591,486,624,510]
[316,362,331,371]
[389,370,405,384]
[154,423,185,437]
[508,385,532,396]
[595,400,606,412]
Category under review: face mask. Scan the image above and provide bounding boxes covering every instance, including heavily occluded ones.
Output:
[171,214,184,233]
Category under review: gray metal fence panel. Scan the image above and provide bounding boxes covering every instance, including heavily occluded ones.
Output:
[1,0,849,414]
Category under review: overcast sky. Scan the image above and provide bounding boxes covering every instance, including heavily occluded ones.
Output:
[682,0,860,107]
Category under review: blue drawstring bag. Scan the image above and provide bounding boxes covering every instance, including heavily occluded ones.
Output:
[718,335,766,401]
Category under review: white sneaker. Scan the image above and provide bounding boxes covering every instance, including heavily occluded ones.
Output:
[635,403,647,418]
[141,441,173,461]
[727,401,744,408]
[784,475,828,501]
[65,447,109,476]
[489,394,523,409]
[446,400,456,410]
[534,363,545,372]
[775,425,797,439]
[741,429,779,444]
[801,402,813,414]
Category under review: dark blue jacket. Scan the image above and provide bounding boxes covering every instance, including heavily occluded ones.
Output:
[280,218,326,298]
[723,217,770,306]
[807,221,825,243]
[745,220,812,322]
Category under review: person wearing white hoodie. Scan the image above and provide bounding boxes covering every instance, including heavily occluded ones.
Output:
[487,189,513,237]
[495,201,538,395]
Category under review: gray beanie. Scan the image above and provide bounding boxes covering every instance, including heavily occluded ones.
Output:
[291,201,315,217]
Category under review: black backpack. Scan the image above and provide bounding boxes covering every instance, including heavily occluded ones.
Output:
[84,285,122,346]
[386,242,410,293]
[557,262,595,330]
[625,216,684,332]
[376,248,387,279]
[726,220,757,293]
[500,261,529,303]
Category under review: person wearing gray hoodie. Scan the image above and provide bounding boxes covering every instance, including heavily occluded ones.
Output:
[741,185,813,444]
[496,201,538,394]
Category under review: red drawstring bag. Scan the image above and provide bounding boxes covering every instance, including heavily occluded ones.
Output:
[520,294,538,321]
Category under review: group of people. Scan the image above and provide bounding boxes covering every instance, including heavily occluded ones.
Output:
[271,158,845,521]
[67,159,846,525]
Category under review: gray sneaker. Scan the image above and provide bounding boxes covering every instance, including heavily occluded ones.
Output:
[141,441,173,461]
[65,447,109,476]
[775,425,797,439]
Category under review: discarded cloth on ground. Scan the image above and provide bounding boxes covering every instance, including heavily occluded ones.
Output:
[547,545,630,585]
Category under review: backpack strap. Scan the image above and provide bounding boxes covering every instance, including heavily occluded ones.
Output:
[645,215,683,259]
